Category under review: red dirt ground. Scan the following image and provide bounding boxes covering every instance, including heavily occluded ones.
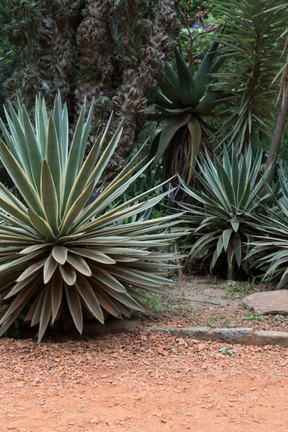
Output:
[1,329,288,432]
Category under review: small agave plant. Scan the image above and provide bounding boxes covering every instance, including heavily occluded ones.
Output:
[178,146,273,277]
[0,94,183,341]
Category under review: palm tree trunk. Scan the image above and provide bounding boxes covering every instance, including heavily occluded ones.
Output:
[265,77,288,186]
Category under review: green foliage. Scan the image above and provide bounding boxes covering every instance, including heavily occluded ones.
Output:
[212,0,288,154]
[247,163,288,287]
[0,93,185,341]
[148,41,225,183]
[179,146,273,277]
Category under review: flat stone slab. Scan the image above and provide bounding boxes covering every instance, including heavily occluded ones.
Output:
[242,290,288,315]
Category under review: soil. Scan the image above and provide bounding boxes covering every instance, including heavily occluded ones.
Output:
[1,276,288,432]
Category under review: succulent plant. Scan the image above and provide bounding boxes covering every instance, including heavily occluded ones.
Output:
[179,146,273,277]
[148,41,225,188]
[0,94,183,341]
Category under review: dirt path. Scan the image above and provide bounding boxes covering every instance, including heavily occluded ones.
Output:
[1,330,288,432]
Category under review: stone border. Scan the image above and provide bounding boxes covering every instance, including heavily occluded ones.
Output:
[149,326,288,348]
[83,320,288,348]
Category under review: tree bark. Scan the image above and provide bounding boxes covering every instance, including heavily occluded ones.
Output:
[4,0,180,180]
[265,77,288,186]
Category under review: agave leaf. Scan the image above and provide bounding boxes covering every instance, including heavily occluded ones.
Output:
[194,40,221,100]
[59,264,77,286]
[30,290,46,326]
[98,283,144,312]
[232,234,242,268]
[52,245,68,265]
[0,250,44,276]
[194,91,224,115]
[35,95,48,156]
[159,63,182,103]
[67,254,92,276]
[38,283,52,342]
[87,120,124,186]
[3,103,30,168]
[59,181,94,236]
[0,194,31,226]
[175,48,198,105]
[107,266,173,288]
[69,247,116,264]
[187,118,201,184]
[222,228,233,252]
[154,113,191,165]
[75,160,154,229]
[0,304,28,337]
[28,209,57,241]
[62,133,103,216]
[50,270,63,324]
[40,160,59,234]
[16,259,46,282]
[43,253,58,284]
[22,105,43,192]
[62,102,86,202]
[91,265,127,293]
[0,139,43,214]
[0,279,38,326]
[64,283,83,334]
[91,285,122,318]
[75,274,104,323]
[19,244,52,254]
[0,181,28,213]
[45,116,62,204]
[4,272,42,299]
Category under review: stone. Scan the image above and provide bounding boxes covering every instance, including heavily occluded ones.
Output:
[242,290,288,315]
[250,330,288,348]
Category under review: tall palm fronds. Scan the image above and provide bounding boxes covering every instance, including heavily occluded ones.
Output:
[212,0,288,155]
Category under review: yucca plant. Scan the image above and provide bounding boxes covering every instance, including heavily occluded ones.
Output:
[0,93,184,341]
[178,146,274,277]
[247,163,288,287]
[148,41,225,188]
[212,0,288,155]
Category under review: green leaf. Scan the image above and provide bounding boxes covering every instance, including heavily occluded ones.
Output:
[154,113,191,165]
[40,160,59,234]
[38,284,52,342]
[28,209,57,241]
[45,116,62,204]
[59,264,77,286]
[52,246,68,265]
[0,139,43,214]
[69,248,116,264]
[75,274,104,323]
[66,254,92,276]
[64,283,83,334]
[50,269,63,324]
[175,48,198,105]
[43,253,58,284]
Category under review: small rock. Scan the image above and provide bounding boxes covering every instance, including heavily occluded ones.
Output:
[90,418,99,424]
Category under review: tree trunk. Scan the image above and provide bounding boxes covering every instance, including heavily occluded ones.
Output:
[4,0,180,180]
[265,76,288,185]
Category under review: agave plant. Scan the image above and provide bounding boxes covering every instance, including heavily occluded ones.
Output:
[247,163,288,287]
[178,146,274,277]
[0,93,183,341]
[148,41,225,187]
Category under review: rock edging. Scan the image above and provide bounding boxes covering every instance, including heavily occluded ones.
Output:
[83,320,288,348]
[149,326,288,348]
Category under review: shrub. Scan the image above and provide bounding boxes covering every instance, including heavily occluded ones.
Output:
[247,163,288,287]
